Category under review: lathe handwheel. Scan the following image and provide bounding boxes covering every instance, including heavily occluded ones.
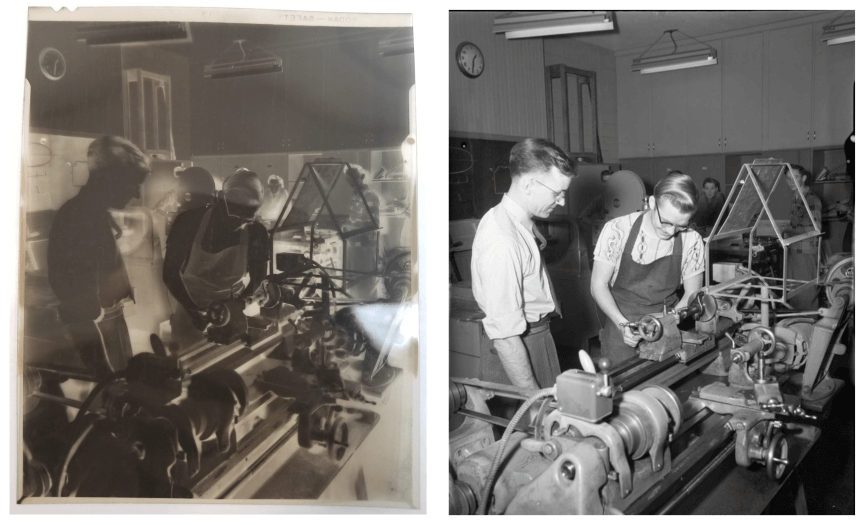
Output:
[765,432,789,481]
[638,316,663,342]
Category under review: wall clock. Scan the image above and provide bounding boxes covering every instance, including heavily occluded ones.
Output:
[456,41,484,79]
[39,47,66,81]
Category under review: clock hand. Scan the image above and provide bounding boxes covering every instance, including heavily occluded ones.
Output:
[472,56,476,72]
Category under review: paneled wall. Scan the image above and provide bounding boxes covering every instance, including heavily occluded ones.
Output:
[26,22,123,137]
[544,38,619,163]
[449,12,547,138]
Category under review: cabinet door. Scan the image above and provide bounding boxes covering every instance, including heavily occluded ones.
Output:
[616,55,653,158]
[650,68,688,156]
[685,62,723,154]
[722,33,764,153]
[766,25,813,150]
[812,22,855,147]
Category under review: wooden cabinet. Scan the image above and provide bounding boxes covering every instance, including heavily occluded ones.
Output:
[616,55,653,158]
[686,61,723,154]
[618,18,849,160]
[812,22,855,148]
[722,33,764,153]
[766,25,814,150]
[651,69,688,156]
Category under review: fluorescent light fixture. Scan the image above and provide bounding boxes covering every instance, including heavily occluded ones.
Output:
[632,48,718,74]
[77,22,191,46]
[632,29,718,75]
[493,11,613,39]
[823,19,854,45]
[204,40,283,80]
[379,34,414,57]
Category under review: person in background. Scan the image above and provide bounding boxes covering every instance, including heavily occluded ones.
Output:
[153,166,217,235]
[692,177,725,234]
[471,138,576,389]
[591,173,705,366]
[783,164,822,311]
[258,174,290,225]
[47,135,152,378]
[163,169,269,334]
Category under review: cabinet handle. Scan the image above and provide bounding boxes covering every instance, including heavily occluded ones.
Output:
[724,138,727,147]
[718,139,721,148]
[648,143,651,152]
[807,131,810,141]
[813,131,817,142]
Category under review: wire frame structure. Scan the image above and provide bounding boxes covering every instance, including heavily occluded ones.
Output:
[704,159,821,306]
[270,159,381,291]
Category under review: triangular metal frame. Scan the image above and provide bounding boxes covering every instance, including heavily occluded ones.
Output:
[704,159,821,306]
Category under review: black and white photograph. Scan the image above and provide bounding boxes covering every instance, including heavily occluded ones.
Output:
[448,10,854,514]
[16,6,420,508]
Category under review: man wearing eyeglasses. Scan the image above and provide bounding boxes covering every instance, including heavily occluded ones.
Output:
[163,168,269,336]
[590,173,705,366]
[470,138,575,389]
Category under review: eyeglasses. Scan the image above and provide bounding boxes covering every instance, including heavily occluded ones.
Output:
[532,179,567,202]
[655,206,689,233]
[223,194,258,222]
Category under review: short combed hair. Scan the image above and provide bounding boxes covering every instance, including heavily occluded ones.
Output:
[789,164,811,179]
[509,138,575,179]
[703,177,721,190]
[86,135,151,186]
[654,173,699,213]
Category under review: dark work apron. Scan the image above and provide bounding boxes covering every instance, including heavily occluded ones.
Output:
[601,212,682,366]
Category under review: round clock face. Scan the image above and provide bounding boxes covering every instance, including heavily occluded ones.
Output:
[39,47,66,81]
[456,42,484,78]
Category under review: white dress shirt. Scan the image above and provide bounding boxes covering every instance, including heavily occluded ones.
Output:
[471,195,558,339]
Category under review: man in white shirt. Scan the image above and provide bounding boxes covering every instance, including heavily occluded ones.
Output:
[591,173,705,366]
[471,138,575,389]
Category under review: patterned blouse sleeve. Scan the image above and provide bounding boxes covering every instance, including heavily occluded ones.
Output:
[681,230,706,281]
[593,215,627,266]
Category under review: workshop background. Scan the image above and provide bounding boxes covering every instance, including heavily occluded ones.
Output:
[449,10,853,514]
[20,14,418,506]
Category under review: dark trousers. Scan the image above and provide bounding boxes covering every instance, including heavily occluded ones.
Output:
[66,305,132,378]
[521,321,561,388]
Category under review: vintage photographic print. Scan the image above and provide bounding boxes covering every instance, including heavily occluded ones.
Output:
[17,6,419,508]
[448,11,853,514]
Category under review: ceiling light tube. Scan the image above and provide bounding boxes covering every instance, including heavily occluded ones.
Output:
[493,11,613,39]
[822,20,854,45]
[632,49,718,74]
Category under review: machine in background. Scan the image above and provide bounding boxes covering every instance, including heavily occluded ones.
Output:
[449,159,853,514]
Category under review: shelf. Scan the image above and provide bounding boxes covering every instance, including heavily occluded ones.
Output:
[371,178,410,182]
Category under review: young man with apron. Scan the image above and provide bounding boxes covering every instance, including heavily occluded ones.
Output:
[591,173,706,367]
[163,169,269,339]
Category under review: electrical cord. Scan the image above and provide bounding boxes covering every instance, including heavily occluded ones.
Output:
[72,371,126,425]
[56,420,96,497]
[477,387,557,515]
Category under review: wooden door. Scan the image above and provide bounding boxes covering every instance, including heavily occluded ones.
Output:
[766,25,814,150]
[650,68,688,156]
[685,62,723,154]
[722,33,764,153]
[812,22,855,148]
[616,55,653,158]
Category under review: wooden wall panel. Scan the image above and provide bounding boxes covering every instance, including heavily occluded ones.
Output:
[449,12,547,138]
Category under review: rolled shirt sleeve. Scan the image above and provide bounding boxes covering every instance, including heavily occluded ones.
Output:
[472,239,527,339]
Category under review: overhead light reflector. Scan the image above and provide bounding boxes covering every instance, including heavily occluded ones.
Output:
[379,34,414,57]
[77,22,191,46]
[204,40,283,80]
[822,15,854,45]
[632,30,718,75]
[493,11,614,39]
